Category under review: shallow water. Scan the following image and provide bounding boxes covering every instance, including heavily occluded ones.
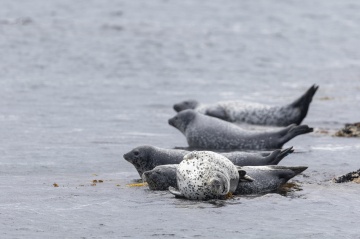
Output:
[1,0,360,238]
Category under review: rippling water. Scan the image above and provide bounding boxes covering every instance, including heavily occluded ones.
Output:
[1,0,360,238]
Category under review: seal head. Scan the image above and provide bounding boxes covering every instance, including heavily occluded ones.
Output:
[168,110,196,134]
[173,100,199,112]
[123,146,155,177]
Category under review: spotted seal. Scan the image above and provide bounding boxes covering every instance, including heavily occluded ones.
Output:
[234,165,307,195]
[168,151,253,200]
[173,85,319,126]
[168,109,313,150]
[143,164,307,195]
[124,145,294,177]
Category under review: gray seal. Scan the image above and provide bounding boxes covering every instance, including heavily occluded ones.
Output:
[173,85,319,126]
[234,165,307,195]
[123,145,294,178]
[168,109,313,150]
[143,164,178,190]
[168,151,253,200]
[143,164,307,195]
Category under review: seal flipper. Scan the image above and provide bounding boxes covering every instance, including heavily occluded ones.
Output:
[277,125,313,148]
[205,106,227,121]
[289,84,319,125]
[237,168,254,182]
[276,166,308,180]
[169,186,185,198]
[264,147,294,165]
[271,146,294,164]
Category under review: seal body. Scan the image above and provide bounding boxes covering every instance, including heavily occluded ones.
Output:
[124,145,294,178]
[173,85,318,126]
[143,164,307,195]
[168,110,313,150]
[170,151,243,200]
[234,165,307,195]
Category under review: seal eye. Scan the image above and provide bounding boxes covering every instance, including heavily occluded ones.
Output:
[133,151,139,156]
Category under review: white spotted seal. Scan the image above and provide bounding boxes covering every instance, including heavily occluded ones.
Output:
[168,109,313,150]
[235,165,307,195]
[123,145,294,177]
[143,164,307,195]
[168,151,253,200]
[173,85,319,126]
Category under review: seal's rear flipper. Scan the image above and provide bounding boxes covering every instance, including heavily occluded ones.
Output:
[275,146,294,162]
[266,146,294,165]
[279,125,313,148]
[169,186,185,198]
[206,106,227,121]
[290,84,319,124]
[277,166,308,180]
[236,168,254,182]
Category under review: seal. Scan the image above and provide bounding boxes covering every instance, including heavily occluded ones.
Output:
[234,165,308,195]
[143,164,307,195]
[143,164,178,190]
[168,151,253,200]
[173,85,319,126]
[168,109,313,150]
[123,145,294,177]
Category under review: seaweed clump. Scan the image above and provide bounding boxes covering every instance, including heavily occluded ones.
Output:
[333,169,360,183]
[334,122,360,137]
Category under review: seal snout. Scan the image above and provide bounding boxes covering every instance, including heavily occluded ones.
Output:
[168,118,174,126]
[173,104,181,112]
[123,152,131,162]
[168,116,178,127]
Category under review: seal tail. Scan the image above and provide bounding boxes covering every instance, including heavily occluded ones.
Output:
[266,165,308,180]
[267,146,294,165]
[289,84,319,125]
[278,125,313,148]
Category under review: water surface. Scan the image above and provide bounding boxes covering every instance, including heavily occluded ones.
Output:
[1,0,360,238]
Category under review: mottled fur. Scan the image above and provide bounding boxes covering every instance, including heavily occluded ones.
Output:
[173,85,319,126]
[169,151,249,200]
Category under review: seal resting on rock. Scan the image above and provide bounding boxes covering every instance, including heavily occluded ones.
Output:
[168,109,313,150]
[124,145,294,177]
[173,85,319,126]
[168,151,253,200]
[143,164,307,195]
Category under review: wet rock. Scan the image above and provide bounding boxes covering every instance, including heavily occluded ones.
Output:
[333,169,360,183]
[334,122,360,137]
